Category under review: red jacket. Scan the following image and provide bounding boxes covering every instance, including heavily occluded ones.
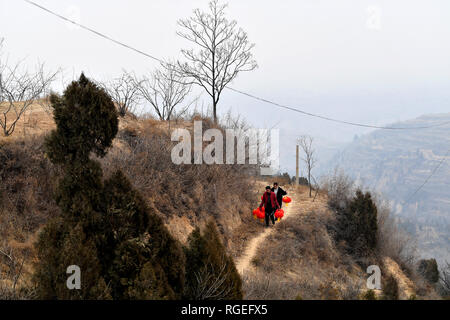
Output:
[259,191,280,210]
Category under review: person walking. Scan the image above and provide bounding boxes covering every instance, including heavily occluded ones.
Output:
[271,182,287,209]
[259,186,280,227]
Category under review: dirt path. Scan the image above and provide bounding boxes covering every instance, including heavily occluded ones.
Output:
[235,188,312,275]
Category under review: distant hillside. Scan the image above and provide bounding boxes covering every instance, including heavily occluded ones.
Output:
[327,113,450,264]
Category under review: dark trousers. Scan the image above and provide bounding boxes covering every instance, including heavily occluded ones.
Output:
[265,208,275,226]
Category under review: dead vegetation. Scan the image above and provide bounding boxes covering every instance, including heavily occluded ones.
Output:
[100,114,258,247]
[0,134,58,298]
[240,171,440,300]
[0,104,259,297]
[242,203,365,300]
[0,103,443,300]
[0,39,57,137]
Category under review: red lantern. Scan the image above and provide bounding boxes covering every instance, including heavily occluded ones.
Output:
[252,208,259,219]
[282,196,292,206]
[256,208,265,221]
[275,209,284,221]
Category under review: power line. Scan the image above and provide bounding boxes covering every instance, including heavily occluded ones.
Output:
[19,0,450,204]
[404,149,449,204]
[23,0,163,64]
[226,87,450,130]
[23,0,450,131]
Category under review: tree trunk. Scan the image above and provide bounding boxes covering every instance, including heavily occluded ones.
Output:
[213,100,217,124]
[308,170,312,197]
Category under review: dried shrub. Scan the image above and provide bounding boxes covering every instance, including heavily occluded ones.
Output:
[242,209,365,300]
[382,275,399,300]
[100,116,257,247]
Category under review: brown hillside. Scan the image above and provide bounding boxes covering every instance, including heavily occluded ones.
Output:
[0,103,440,300]
[0,103,258,297]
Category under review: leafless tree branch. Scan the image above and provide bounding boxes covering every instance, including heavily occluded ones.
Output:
[298,135,317,197]
[176,0,257,123]
[440,261,450,295]
[0,41,57,136]
[100,70,141,117]
[191,254,235,300]
[136,62,192,121]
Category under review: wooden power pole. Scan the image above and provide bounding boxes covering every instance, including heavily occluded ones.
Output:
[295,144,299,185]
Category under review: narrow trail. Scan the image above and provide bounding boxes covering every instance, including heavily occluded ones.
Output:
[235,187,323,276]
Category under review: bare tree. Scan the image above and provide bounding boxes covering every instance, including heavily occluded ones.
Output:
[298,135,317,197]
[310,174,321,202]
[0,244,28,299]
[440,261,450,296]
[137,64,192,122]
[177,0,257,123]
[101,71,141,117]
[0,41,57,136]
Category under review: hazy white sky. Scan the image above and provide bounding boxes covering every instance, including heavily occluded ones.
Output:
[2,0,450,174]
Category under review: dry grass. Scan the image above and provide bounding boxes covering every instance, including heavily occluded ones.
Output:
[100,115,257,248]
[239,186,367,300]
[0,104,259,297]
[0,100,55,142]
[242,205,366,300]
[0,133,59,297]
[1,104,441,300]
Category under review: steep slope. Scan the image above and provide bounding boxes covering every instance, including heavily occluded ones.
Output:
[327,113,450,264]
[0,103,257,297]
[237,186,359,300]
[237,186,436,300]
[0,103,441,300]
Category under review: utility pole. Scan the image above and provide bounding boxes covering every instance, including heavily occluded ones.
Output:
[295,143,299,185]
